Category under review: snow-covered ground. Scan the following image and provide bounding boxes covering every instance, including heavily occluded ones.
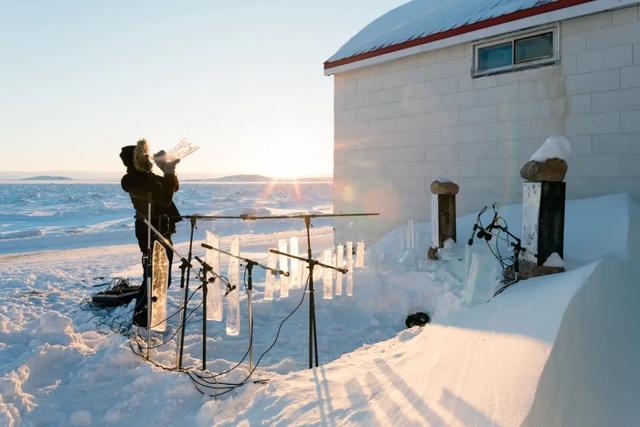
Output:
[1,189,638,426]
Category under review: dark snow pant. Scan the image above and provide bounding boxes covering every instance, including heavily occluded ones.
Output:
[132,218,174,327]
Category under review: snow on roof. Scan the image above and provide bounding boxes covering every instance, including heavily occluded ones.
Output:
[325,0,590,69]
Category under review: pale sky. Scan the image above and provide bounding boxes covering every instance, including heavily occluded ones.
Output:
[0,0,404,178]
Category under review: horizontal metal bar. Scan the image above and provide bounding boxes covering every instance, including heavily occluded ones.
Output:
[182,212,379,221]
[201,243,288,276]
[138,215,188,261]
[269,249,348,274]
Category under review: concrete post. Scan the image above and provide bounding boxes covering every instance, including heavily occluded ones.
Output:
[519,142,568,279]
[428,180,459,260]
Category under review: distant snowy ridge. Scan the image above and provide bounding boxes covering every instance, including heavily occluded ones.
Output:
[20,175,72,181]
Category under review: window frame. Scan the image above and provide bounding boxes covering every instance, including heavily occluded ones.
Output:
[472,24,560,78]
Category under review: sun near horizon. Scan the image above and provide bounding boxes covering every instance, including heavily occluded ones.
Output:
[0,1,404,180]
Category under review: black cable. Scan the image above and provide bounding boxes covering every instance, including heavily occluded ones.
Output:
[127,256,309,398]
[188,264,254,383]
[191,275,310,396]
[470,205,525,298]
[141,300,203,350]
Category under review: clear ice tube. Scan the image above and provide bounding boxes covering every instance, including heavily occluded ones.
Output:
[323,248,333,300]
[289,237,301,289]
[158,138,200,162]
[150,241,169,332]
[264,250,277,301]
[205,231,223,321]
[355,241,365,268]
[225,237,241,336]
[278,239,289,298]
[346,241,354,296]
[335,245,344,296]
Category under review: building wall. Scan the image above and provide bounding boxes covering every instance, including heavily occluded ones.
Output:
[333,5,640,244]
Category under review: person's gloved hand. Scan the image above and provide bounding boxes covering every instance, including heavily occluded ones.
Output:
[154,150,180,175]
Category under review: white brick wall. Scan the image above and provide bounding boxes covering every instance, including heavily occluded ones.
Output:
[333,5,640,243]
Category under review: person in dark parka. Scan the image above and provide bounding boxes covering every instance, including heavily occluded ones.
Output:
[119,139,182,327]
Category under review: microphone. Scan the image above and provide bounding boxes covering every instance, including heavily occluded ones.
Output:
[224,284,236,297]
[468,224,478,246]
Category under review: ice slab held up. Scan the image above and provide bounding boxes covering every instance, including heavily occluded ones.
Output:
[156,138,200,163]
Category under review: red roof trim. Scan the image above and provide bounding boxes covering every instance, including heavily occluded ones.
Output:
[324,0,595,70]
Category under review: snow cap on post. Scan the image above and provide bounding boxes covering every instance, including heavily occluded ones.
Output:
[520,136,571,182]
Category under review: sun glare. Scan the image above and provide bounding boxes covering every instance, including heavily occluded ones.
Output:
[256,137,330,180]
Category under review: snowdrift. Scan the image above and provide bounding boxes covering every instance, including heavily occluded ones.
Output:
[523,201,640,427]
[198,194,639,426]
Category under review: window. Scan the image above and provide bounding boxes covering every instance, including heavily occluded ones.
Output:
[473,26,558,77]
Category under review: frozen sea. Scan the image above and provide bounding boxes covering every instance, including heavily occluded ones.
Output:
[0,181,333,254]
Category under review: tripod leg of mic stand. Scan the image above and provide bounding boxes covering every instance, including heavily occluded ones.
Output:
[247,262,254,372]
[202,278,207,371]
[178,218,197,370]
[248,288,253,371]
[310,289,319,368]
[146,195,152,358]
[175,262,187,369]
[303,215,320,369]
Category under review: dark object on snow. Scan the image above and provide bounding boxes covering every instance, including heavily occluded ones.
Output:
[120,142,182,241]
[120,140,182,327]
[430,180,458,249]
[91,278,141,307]
[520,158,568,182]
[520,181,566,280]
[405,312,431,328]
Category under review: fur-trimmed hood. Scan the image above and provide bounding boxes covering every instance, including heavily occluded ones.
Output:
[120,139,153,172]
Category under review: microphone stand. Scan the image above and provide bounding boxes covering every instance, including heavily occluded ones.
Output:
[270,225,349,369]
[201,243,288,372]
[182,212,377,370]
[466,205,537,297]
[145,193,152,357]
[176,217,197,370]
[191,254,227,371]
[137,215,192,368]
